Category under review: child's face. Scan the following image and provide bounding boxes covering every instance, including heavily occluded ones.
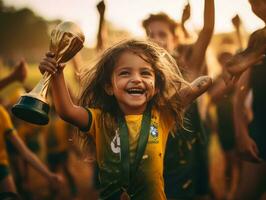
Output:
[108,51,156,115]
[145,21,177,53]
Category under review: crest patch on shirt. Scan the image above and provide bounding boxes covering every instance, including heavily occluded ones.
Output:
[149,120,159,144]
[111,130,120,154]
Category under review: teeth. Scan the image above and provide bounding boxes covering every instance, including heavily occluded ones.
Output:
[127,88,145,94]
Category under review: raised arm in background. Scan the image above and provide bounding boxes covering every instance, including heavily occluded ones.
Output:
[0,60,27,90]
[181,2,191,39]
[96,0,106,51]
[187,0,214,75]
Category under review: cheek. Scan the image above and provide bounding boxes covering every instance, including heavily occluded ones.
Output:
[145,79,156,93]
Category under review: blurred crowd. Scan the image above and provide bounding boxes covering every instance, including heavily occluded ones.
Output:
[0,0,266,200]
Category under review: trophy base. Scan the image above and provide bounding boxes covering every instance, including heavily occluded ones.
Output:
[12,96,50,125]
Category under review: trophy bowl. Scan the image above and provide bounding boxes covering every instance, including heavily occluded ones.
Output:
[12,21,85,125]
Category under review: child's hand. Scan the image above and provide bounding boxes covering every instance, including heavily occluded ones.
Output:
[181,3,191,23]
[231,14,241,28]
[97,0,105,16]
[179,76,212,107]
[48,173,64,189]
[222,70,240,87]
[39,52,65,75]
[236,133,263,163]
[226,48,265,76]
[39,52,57,75]
[11,59,28,82]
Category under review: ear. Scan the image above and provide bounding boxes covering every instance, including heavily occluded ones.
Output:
[104,84,113,96]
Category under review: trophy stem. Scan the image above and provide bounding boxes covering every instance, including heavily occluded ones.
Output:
[40,72,52,98]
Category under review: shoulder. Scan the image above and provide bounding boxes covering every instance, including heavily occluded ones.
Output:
[152,107,174,132]
[248,27,266,48]
[81,107,103,132]
[85,108,102,121]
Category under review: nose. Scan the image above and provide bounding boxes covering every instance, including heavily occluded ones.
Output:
[130,73,142,83]
[152,37,164,47]
[150,35,164,48]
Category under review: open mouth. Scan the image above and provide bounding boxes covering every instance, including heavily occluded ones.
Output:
[126,88,146,95]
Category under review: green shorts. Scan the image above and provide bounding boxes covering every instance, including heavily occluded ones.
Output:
[0,164,10,181]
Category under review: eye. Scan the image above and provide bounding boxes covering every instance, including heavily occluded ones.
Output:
[141,70,153,77]
[118,70,130,76]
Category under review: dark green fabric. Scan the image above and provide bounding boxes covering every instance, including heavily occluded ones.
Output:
[164,102,210,199]
[0,164,10,181]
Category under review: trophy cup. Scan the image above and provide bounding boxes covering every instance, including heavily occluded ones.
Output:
[12,21,85,125]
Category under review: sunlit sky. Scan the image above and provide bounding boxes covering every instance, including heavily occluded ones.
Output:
[3,0,265,47]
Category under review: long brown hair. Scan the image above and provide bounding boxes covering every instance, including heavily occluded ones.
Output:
[79,39,187,132]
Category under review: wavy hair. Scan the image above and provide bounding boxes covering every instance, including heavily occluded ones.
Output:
[78,39,187,134]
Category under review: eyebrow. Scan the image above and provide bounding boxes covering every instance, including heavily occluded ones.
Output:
[115,66,154,71]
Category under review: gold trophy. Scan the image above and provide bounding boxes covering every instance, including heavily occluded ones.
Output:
[12,21,85,125]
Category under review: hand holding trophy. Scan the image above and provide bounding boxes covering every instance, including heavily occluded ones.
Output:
[12,21,85,125]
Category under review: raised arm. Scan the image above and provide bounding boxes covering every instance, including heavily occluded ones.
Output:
[179,75,212,108]
[208,77,234,104]
[232,14,244,50]
[96,0,106,51]
[226,30,266,76]
[187,0,214,72]
[0,60,28,90]
[39,52,89,131]
[181,3,191,39]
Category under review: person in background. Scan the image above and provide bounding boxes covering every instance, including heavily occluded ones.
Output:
[232,0,266,199]
[142,0,214,199]
[0,62,63,197]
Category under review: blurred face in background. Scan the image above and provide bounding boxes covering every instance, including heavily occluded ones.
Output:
[145,20,177,53]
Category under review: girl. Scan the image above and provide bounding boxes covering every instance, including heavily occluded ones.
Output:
[39,39,211,200]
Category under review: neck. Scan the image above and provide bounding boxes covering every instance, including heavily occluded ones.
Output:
[119,105,147,115]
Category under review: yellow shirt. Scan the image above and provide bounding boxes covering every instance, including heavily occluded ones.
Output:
[0,105,16,166]
[87,107,173,200]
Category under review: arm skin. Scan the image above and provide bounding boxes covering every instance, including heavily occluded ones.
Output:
[179,75,212,108]
[187,0,214,78]
[226,30,266,76]
[233,69,262,163]
[96,0,106,51]
[7,131,63,184]
[181,3,191,39]
[51,70,89,131]
[39,53,89,130]
[232,14,244,50]
[0,60,28,90]
[208,77,234,104]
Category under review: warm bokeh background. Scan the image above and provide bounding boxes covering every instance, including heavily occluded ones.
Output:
[0,0,264,199]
